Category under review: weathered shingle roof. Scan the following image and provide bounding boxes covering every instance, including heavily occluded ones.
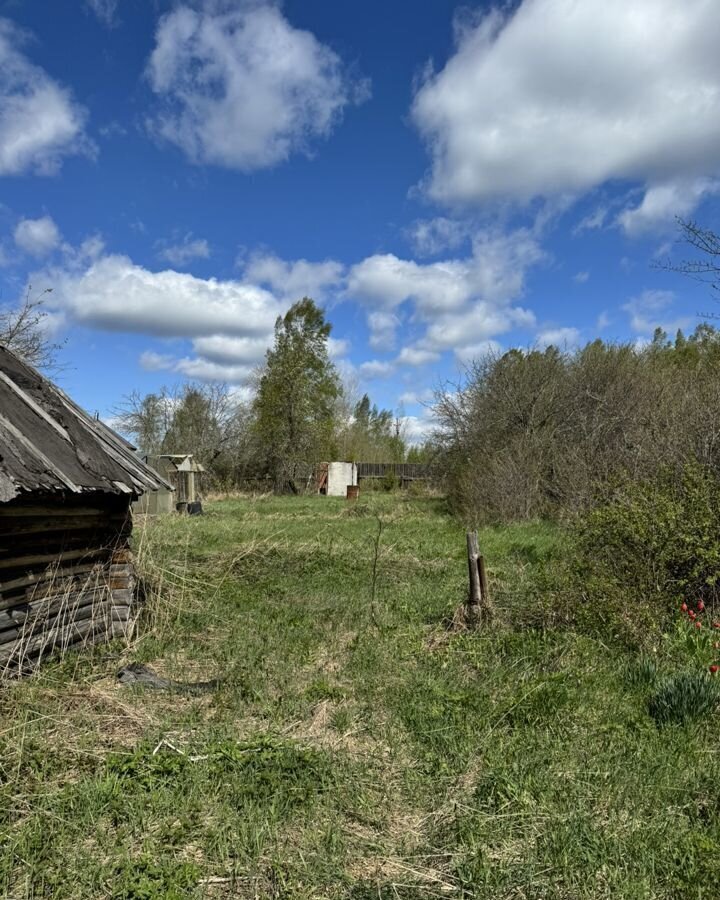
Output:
[0,345,172,502]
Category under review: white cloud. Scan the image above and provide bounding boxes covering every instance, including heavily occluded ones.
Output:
[359,359,395,379]
[84,0,118,27]
[42,253,283,339]
[327,337,349,359]
[622,289,692,335]
[243,252,345,302]
[618,179,720,236]
[536,327,581,349]
[14,215,61,256]
[396,346,440,366]
[146,3,368,170]
[412,0,720,212]
[157,235,211,266]
[454,339,502,365]
[596,311,611,330]
[348,228,542,360]
[409,217,469,256]
[190,335,270,366]
[367,311,400,351]
[0,19,92,175]
[139,350,175,371]
[402,410,438,446]
[574,271,589,284]
[38,247,349,386]
[398,389,433,405]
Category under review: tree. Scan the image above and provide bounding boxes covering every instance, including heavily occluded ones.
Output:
[252,298,341,490]
[114,382,247,472]
[661,219,720,296]
[0,286,63,369]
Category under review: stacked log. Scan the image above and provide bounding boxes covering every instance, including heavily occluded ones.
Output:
[0,491,137,671]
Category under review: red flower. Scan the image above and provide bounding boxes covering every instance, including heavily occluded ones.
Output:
[714,622,720,629]
[696,621,703,629]
[698,600,706,611]
[689,610,697,620]
[681,602,689,612]
[710,665,719,675]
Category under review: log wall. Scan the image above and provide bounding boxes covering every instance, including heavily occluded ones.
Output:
[0,491,137,671]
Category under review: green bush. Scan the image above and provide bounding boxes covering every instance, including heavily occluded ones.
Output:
[568,464,720,642]
[648,672,720,725]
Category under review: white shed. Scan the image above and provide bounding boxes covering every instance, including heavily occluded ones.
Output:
[326,461,358,497]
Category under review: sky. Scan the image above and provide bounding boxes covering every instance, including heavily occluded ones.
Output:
[2,0,720,442]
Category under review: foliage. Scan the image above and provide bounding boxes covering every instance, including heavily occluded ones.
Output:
[568,464,720,641]
[336,393,405,463]
[0,286,63,370]
[252,297,341,490]
[435,325,720,523]
[647,672,720,725]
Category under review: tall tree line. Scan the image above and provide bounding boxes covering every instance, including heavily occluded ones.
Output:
[434,325,720,523]
[114,298,407,490]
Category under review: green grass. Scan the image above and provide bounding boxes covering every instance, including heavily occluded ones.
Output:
[1,492,720,897]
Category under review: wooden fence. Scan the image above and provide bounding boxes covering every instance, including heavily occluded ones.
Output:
[356,462,431,485]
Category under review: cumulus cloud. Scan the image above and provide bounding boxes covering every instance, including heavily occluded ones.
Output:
[14,215,61,256]
[157,235,211,266]
[412,0,720,216]
[396,346,440,366]
[42,253,283,339]
[618,179,720,236]
[348,228,542,357]
[536,327,581,349]
[242,252,345,302]
[409,216,469,256]
[146,3,368,170]
[37,247,350,385]
[0,19,92,175]
[359,359,395,379]
[622,289,692,336]
[454,339,503,365]
[367,311,400,351]
[402,409,438,446]
[398,389,433,405]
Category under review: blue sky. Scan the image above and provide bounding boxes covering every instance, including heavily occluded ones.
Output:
[1,0,719,441]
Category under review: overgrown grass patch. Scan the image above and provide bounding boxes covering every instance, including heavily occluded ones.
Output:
[2,493,720,897]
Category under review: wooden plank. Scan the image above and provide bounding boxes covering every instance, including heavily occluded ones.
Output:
[0,370,72,444]
[0,617,109,667]
[0,547,110,572]
[478,554,491,614]
[0,562,106,595]
[0,410,82,493]
[0,513,129,536]
[0,504,110,517]
[0,589,121,632]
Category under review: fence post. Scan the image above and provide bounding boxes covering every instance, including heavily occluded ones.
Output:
[466,531,481,622]
[466,531,493,624]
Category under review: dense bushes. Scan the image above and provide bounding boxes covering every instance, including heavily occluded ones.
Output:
[568,464,720,641]
[434,325,720,524]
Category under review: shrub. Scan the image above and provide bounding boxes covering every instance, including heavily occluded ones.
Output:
[568,464,720,642]
[647,672,720,725]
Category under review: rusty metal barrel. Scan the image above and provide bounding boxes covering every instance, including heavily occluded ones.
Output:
[346,485,359,501]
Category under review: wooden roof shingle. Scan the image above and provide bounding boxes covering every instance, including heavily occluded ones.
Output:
[0,345,171,502]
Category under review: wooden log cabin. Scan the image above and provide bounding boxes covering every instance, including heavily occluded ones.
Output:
[0,345,171,671]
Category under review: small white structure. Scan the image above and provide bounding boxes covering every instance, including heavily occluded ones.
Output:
[326,461,358,497]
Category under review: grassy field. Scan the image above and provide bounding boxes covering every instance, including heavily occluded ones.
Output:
[2,493,720,898]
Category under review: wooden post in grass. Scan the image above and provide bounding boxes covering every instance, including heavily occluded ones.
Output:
[466,531,493,624]
[466,531,481,623]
